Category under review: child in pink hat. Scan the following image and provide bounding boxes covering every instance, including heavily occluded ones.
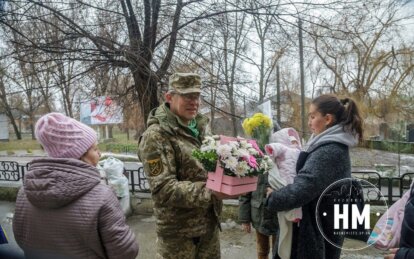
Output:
[13,113,139,259]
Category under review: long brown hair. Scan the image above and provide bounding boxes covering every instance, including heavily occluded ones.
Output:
[312,94,363,142]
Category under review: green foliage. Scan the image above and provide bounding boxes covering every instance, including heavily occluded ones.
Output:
[251,124,271,151]
[363,140,414,154]
[102,143,138,154]
[1,128,139,153]
[192,149,218,172]
[0,187,19,201]
[0,139,41,152]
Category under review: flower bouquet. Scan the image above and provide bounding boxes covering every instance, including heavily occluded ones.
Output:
[193,135,272,195]
[242,113,273,151]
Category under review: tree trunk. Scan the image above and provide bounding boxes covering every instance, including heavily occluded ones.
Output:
[133,71,159,128]
[5,111,21,140]
[229,101,238,137]
[29,113,35,140]
[11,118,21,140]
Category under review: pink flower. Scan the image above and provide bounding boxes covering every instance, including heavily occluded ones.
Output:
[248,140,264,156]
[245,155,258,169]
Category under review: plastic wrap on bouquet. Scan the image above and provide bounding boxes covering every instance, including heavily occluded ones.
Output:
[206,135,258,196]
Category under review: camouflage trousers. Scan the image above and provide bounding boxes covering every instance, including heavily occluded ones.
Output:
[156,223,220,259]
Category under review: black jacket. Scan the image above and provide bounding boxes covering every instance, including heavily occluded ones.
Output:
[396,187,414,259]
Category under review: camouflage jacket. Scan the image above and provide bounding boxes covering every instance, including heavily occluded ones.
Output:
[138,103,222,238]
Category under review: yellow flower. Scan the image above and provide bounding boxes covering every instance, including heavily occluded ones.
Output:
[242,113,272,137]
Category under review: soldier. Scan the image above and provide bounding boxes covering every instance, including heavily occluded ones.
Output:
[138,72,231,259]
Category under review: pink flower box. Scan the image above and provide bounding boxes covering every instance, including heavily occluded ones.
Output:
[206,135,259,196]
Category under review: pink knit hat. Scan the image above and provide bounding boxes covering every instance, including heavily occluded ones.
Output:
[35,113,97,159]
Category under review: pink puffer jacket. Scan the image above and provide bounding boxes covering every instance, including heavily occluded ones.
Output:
[13,158,138,259]
[266,128,302,184]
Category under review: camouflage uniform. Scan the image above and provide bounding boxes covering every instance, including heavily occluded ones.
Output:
[138,73,222,259]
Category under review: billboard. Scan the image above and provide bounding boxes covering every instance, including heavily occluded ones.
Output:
[80,96,123,125]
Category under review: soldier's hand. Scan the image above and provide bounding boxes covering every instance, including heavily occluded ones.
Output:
[212,191,240,200]
[241,223,251,233]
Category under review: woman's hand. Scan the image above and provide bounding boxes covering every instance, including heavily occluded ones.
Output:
[241,222,251,233]
[266,187,274,198]
[384,248,399,259]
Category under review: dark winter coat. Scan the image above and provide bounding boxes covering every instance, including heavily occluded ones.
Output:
[395,186,414,259]
[266,141,352,259]
[239,173,279,236]
[13,158,138,259]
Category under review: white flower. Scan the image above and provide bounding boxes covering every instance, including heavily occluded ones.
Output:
[259,155,273,171]
[248,147,259,156]
[216,144,233,158]
[224,156,238,171]
[239,140,249,148]
[235,148,250,159]
[200,144,215,152]
[234,161,249,177]
[195,137,269,178]
[228,141,239,150]
[201,136,217,151]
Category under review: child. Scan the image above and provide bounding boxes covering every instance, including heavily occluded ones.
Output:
[13,113,139,259]
[265,127,302,259]
[239,172,279,259]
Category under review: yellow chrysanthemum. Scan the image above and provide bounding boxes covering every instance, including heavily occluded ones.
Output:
[242,113,272,137]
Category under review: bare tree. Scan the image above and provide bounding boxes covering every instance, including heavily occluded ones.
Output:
[310,1,414,100]
[2,0,409,136]
[248,0,288,101]
[1,0,261,128]
[0,64,22,139]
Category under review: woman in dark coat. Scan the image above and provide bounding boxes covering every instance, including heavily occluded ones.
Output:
[265,94,364,259]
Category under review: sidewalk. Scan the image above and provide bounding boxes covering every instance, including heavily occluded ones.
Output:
[130,214,386,259]
[0,201,387,259]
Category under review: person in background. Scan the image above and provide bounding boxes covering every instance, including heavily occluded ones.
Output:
[266,94,363,259]
[138,72,232,259]
[13,112,138,259]
[384,185,414,259]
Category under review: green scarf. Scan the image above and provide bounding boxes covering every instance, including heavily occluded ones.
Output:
[188,119,199,137]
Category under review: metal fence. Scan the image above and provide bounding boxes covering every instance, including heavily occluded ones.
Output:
[123,167,150,193]
[0,161,150,193]
[352,171,414,205]
[0,161,27,181]
[1,161,413,202]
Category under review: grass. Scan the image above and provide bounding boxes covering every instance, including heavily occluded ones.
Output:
[0,187,20,201]
[0,129,139,153]
[0,137,41,152]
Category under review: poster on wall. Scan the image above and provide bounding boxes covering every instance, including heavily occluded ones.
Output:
[80,96,123,125]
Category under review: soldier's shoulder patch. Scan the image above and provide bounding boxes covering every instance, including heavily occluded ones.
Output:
[147,157,163,176]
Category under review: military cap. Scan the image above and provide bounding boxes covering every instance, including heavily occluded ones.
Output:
[168,73,202,94]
